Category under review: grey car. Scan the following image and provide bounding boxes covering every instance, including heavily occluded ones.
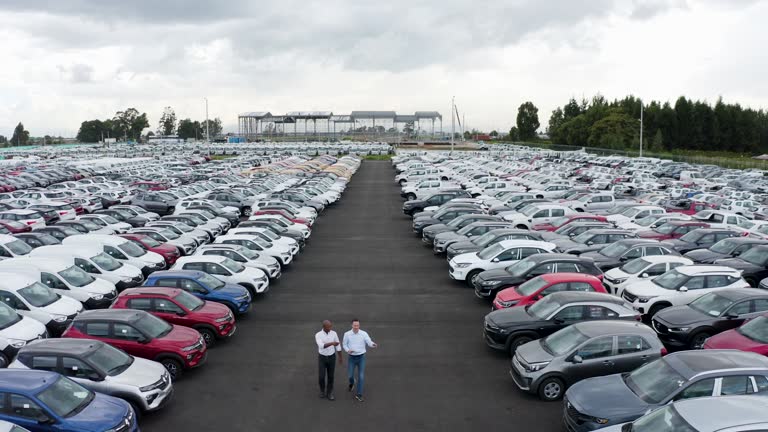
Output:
[206,191,254,216]
[432,221,514,254]
[563,350,768,431]
[10,338,173,414]
[510,320,663,401]
[131,192,177,216]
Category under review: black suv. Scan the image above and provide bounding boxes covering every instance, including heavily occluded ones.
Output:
[402,190,471,216]
[580,239,679,271]
[684,237,768,264]
[552,229,637,255]
[716,245,768,286]
[473,253,603,299]
[666,228,741,254]
[412,207,482,235]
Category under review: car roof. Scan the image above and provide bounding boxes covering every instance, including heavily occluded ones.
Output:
[547,291,625,305]
[582,229,634,235]
[714,287,768,301]
[21,338,103,356]
[496,240,554,249]
[718,237,768,244]
[667,350,768,379]
[573,320,654,337]
[176,255,226,264]
[675,265,742,276]
[527,253,594,263]
[30,244,104,258]
[0,209,38,215]
[675,396,768,431]
[121,287,181,297]
[541,273,601,283]
[637,255,693,264]
[148,270,205,279]
[0,369,58,393]
[75,308,146,322]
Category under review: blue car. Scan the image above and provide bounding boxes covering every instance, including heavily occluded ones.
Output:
[144,270,252,315]
[0,369,137,432]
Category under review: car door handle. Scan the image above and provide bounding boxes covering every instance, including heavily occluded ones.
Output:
[602,360,614,365]
[640,355,649,360]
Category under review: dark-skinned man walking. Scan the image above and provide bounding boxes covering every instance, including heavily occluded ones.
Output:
[315,320,342,401]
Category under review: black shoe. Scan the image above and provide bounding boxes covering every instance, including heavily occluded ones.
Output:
[319,392,326,398]
[348,382,354,392]
[355,394,364,402]
[327,393,335,401]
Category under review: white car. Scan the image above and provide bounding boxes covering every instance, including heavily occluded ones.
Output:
[0,301,47,366]
[196,244,281,280]
[603,255,694,296]
[77,214,131,233]
[0,271,82,335]
[62,235,166,275]
[248,215,310,239]
[29,245,144,291]
[145,221,210,246]
[0,234,33,260]
[175,198,240,216]
[607,205,666,226]
[692,210,754,232]
[618,213,691,231]
[0,258,117,310]
[172,255,269,295]
[214,234,294,266]
[179,210,230,232]
[528,184,572,199]
[620,265,750,317]
[0,209,45,229]
[35,200,78,221]
[448,240,556,284]
[502,204,575,230]
[227,227,299,255]
[111,204,160,221]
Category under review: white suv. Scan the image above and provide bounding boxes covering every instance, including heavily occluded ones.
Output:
[448,239,556,285]
[621,265,750,317]
[603,256,694,296]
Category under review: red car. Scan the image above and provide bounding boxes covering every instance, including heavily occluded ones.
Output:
[703,313,768,356]
[637,220,710,240]
[532,214,608,232]
[112,287,236,347]
[252,209,310,226]
[0,219,32,234]
[492,273,607,310]
[664,200,710,215]
[63,308,207,380]
[118,233,182,266]
[131,181,168,191]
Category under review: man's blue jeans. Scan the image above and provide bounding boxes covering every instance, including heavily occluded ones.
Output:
[347,354,366,395]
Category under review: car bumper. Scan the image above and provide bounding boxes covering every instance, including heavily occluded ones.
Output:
[45,319,73,337]
[145,382,174,412]
[448,264,469,281]
[84,296,116,309]
[482,328,507,351]
[185,349,208,369]
[218,322,237,338]
[116,277,144,291]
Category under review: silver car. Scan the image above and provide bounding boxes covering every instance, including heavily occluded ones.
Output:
[10,338,173,414]
[511,320,664,401]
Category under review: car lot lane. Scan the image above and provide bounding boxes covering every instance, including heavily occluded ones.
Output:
[142,160,560,432]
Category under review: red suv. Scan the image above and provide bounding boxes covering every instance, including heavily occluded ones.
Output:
[111,287,236,347]
[62,309,207,380]
[118,233,182,266]
[637,220,710,240]
[492,273,607,310]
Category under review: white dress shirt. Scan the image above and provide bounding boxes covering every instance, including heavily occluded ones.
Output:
[315,329,341,356]
[343,329,375,355]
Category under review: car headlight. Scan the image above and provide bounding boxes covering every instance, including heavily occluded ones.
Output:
[9,339,27,348]
[481,280,500,286]
[122,277,133,283]
[51,314,68,323]
[215,315,231,323]
[182,344,199,352]
[496,299,519,307]
[637,296,655,303]
[591,417,610,425]
[455,263,471,268]
[612,277,628,284]
[670,327,690,332]
[91,294,104,300]
[527,361,550,372]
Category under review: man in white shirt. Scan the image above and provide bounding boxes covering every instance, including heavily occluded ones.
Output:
[315,320,342,401]
[342,318,377,402]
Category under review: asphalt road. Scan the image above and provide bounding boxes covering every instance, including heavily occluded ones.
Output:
[142,160,561,432]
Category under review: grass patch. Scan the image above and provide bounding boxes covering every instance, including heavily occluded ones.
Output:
[363,154,392,160]
[210,155,235,160]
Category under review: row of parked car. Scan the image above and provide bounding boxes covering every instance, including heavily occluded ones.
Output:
[394,150,768,431]
[0,151,361,432]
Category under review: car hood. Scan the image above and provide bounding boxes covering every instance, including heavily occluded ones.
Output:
[40,297,83,316]
[516,339,554,364]
[552,238,580,250]
[413,217,438,226]
[666,239,694,249]
[451,252,481,265]
[704,329,764,350]
[539,232,568,242]
[624,280,674,296]
[403,199,426,207]
[684,249,727,263]
[448,240,478,251]
[114,356,169,388]
[605,267,630,279]
[654,305,713,326]
[486,307,536,327]
[217,283,249,298]
[423,224,450,234]
[566,374,650,421]
[66,393,130,432]
[0,315,46,340]
[637,230,665,239]
[580,251,613,263]
[435,231,465,242]
[477,268,517,282]
[713,257,758,270]
[496,286,523,302]
[162,324,202,344]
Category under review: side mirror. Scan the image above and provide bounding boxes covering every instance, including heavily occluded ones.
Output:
[87,372,103,381]
[138,337,149,344]
[176,311,187,317]
[587,241,594,246]
[619,256,629,262]
[553,318,565,325]
[572,355,583,364]
[733,250,742,256]
[641,273,650,278]
[37,414,53,425]
[679,286,689,292]
[492,258,500,263]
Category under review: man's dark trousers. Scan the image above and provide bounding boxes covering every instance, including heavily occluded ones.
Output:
[318,353,336,395]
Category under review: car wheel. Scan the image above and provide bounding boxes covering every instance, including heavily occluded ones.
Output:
[516,224,528,230]
[465,269,482,287]
[198,328,217,348]
[648,304,669,318]
[161,359,183,381]
[689,331,711,350]
[129,401,143,420]
[0,353,8,368]
[745,277,757,287]
[242,207,252,217]
[536,195,543,199]
[538,377,565,401]
[406,193,416,201]
[509,335,533,355]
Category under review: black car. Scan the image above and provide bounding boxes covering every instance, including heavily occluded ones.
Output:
[489,199,551,216]
[580,239,679,271]
[446,228,544,261]
[33,225,82,242]
[666,228,740,254]
[716,244,768,286]
[421,214,500,246]
[539,221,614,242]
[95,209,147,228]
[473,254,603,299]
[413,201,485,221]
[552,229,637,255]
[483,291,637,355]
[402,190,471,216]
[683,237,768,264]
[652,288,768,349]
[411,207,482,235]
[56,220,101,234]
[27,206,60,225]
[187,205,239,227]
[14,232,61,248]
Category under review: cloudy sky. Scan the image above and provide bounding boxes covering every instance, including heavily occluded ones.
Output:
[0,0,766,137]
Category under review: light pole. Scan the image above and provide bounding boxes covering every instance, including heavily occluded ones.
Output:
[204,97,210,156]
[639,100,644,158]
[450,96,455,152]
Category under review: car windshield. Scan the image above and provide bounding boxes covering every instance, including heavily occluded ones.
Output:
[198,273,225,290]
[541,326,590,356]
[526,296,561,319]
[91,253,122,271]
[572,232,596,245]
[171,224,193,233]
[158,229,180,240]
[689,292,733,317]
[18,282,60,307]
[624,359,685,404]
[627,405,696,432]
[516,277,549,296]
[174,291,204,311]
[652,270,689,290]
[549,217,569,228]
[738,219,754,229]
[86,344,134,376]
[134,313,172,338]
[84,217,106,227]
[119,241,145,257]
[260,230,279,240]
[456,224,477,236]
[473,232,496,246]
[619,258,651,274]
[521,206,540,217]
[738,315,768,343]
[635,215,659,227]
[221,258,244,273]
[506,258,537,276]
[740,247,768,266]
[234,247,259,259]
[59,266,96,287]
[0,302,20,329]
[5,239,31,256]
[654,223,677,234]
[140,236,162,247]
[446,217,466,228]
[36,376,94,418]
[679,230,705,243]
[100,215,120,224]
[477,243,504,260]
[599,242,631,258]
[709,239,738,254]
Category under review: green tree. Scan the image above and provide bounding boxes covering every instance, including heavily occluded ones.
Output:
[463,130,471,140]
[0,136,7,146]
[113,108,149,141]
[76,119,107,143]
[516,102,540,141]
[158,106,177,136]
[649,129,664,152]
[202,118,223,137]
[547,107,565,142]
[10,122,30,146]
[563,98,583,121]
[489,130,498,137]
[587,109,637,149]
[508,127,520,141]
[177,119,202,140]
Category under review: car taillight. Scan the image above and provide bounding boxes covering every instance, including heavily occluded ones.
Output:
[25,221,35,225]
[660,347,668,356]
[634,314,642,321]
[58,211,67,215]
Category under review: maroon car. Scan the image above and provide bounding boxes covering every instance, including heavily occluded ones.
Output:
[704,312,768,356]
[63,308,207,380]
[118,233,181,266]
[0,219,32,234]
[112,287,236,347]
[637,220,710,240]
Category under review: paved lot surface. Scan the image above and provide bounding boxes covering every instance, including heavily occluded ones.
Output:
[142,160,561,432]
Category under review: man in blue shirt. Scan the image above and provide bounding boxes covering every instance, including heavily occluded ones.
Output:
[342,318,377,402]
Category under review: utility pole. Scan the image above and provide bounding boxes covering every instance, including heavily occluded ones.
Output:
[205,97,210,143]
[639,100,644,158]
[450,96,455,152]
